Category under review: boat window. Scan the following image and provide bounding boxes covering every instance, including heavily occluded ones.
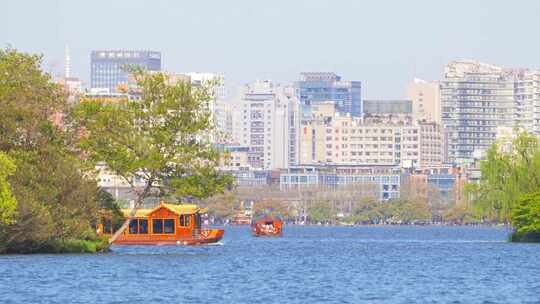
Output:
[164,219,175,234]
[139,219,148,234]
[129,219,139,234]
[103,219,112,234]
[179,214,191,227]
[194,214,201,229]
[152,219,163,234]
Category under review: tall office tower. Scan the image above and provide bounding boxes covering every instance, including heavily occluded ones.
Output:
[440,60,514,164]
[406,79,441,124]
[90,50,161,92]
[231,80,300,169]
[295,72,362,117]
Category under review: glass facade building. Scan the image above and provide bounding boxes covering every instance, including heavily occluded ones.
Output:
[90,50,161,92]
[362,99,412,115]
[280,165,400,201]
[295,72,362,117]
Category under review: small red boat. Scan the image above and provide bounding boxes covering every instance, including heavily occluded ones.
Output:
[98,202,224,245]
[251,216,283,237]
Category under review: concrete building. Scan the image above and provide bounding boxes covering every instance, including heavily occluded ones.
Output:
[362,99,412,116]
[440,60,515,164]
[299,103,443,168]
[280,164,400,201]
[362,99,413,125]
[514,70,540,136]
[406,78,441,124]
[295,72,362,117]
[90,50,161,93]
[230,80,300,170]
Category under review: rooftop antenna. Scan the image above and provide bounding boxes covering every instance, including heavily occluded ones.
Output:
[64,44,71,78]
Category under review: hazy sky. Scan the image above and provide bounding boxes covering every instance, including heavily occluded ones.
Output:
[3,0,540,98]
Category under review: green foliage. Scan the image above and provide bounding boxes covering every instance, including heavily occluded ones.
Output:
[442,204,476,224]
[510,192,540,242]
[0,48,65,151]
[31,237,110,254]
[468,131,540,222]
[202,191,238,220]
[0,48,102,254]
[72,69,232,207]
[0,153,17,225]
[347,198,387,224]
[253,199,290,219]
[387,199,432,224]
[308,201,335,224]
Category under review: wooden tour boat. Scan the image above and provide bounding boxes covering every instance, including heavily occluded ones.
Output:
[251,216,283,237]
[98,202,224,246]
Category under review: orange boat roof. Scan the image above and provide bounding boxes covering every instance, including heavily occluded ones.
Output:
[121,203,208,218]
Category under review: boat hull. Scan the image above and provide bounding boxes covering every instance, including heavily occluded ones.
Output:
[113,229,224,246]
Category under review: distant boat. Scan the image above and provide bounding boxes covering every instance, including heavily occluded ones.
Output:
[251,216,283,237]
[231,211,252,225]
[98,202,224,246]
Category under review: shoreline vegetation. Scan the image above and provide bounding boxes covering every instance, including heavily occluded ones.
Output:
[466,132,540,243]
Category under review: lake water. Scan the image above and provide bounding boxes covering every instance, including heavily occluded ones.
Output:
[1,226,539,303]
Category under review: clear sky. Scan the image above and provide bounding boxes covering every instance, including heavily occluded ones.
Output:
[3,0,540,98]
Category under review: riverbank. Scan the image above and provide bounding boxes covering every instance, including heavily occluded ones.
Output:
[510,231,540,243]
[2,237,110,254]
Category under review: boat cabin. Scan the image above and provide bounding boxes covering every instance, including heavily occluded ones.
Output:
[99,202,223,245]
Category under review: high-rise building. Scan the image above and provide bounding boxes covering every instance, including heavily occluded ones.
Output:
[440,60,514,164]
[230,80,300,169]
[514,70,540,136]
[295,72,362,117]
[406,79,441,124]
[90,50,161,92]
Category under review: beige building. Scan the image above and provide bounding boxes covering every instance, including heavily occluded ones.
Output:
[406,78,441,124]
[229,80,300,170]
[299,103,443,168]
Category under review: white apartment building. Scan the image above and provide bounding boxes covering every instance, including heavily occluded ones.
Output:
[230,80,300,170]
[514,70,540,136]
[441,60,515,164]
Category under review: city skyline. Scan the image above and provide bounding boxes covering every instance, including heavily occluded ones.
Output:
[4,0,540,99]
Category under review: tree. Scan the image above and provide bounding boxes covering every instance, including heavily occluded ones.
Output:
[308,200,335,224]
[0,48,103,253]
[0,48,65,152]
[387,199,432,224]
[348,198,387,224]
[253,199,290,219]
[0,152,16,225]
[72,69,233,242]
[443,204,475,224]
[468,130,540,222]
[202,191,238,222]
[510,192,540,242]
